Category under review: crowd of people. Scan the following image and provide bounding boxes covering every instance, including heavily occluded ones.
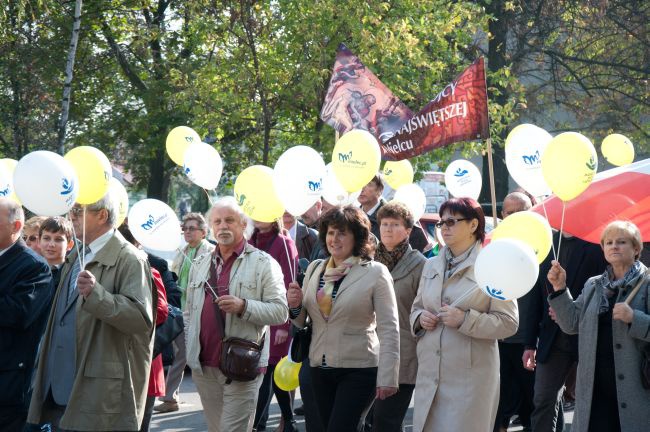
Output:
[1,172,649,432]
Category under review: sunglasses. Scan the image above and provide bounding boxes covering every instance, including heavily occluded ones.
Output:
[23,235,38,243]
[435,217,469,228]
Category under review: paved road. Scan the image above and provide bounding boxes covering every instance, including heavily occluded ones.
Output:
[150,371,573,431]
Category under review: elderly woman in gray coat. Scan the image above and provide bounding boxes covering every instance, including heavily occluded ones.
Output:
[371,202,426,431]
[548,220,650,432]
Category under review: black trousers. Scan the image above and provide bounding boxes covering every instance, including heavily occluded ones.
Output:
[254,364,294,429]
[494,342,535,430]
[310,367,377,432]
[298,362,324,432]
[372,383,415,432]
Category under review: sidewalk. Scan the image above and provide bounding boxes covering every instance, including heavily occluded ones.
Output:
[150,372,571,431]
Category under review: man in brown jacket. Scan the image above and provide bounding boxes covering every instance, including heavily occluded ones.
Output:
[27,192,154,431]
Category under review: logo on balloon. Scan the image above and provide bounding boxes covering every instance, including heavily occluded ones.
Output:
[338,151,352,162]
[485,285,506,300]
[307,179,322,192]
[141,213,169,231]
[183,165,191,175]
[385,169,393,175]
[60,178,74,196]
[184,136,195,143]
[454,168,468,177]
[586,156,596,171]
[236,193,246,206]
[0,186,8,196]
[522,150,541,166]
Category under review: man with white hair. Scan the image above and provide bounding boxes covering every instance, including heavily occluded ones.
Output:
[184,196,288,431]
[0,198,52,431]
[28,192,154,431]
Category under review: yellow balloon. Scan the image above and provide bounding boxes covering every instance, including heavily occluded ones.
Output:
[64,146,112,205]
[234,165,284,222]
[541,132,597,201]
[273,356,301,391]
[166,126,201,166]
[602,134,634,166]
[0,158,21,204]
[109,178,129,227]
[492,211,552,264]
[332,129,381,192]
[383,160,414,190]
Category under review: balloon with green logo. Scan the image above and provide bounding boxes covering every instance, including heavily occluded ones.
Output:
[332,129,381,192]
[383,159,414,190]
[234,165,284,223]
[64,146,112,205]
[542,132,597,201]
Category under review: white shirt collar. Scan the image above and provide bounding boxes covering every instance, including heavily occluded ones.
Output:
[288,223,297,241]
[0,242,15,257]
[84,228,115,265]
[365,200,382,216]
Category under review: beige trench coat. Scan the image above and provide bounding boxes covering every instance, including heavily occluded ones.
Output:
[409,244,518,432]
[28,231,154,431]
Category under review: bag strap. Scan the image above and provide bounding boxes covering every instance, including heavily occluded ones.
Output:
[301,259,324,325]
[624,269,649,305]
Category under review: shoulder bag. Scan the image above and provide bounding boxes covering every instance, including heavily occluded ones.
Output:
[624,269,650,389]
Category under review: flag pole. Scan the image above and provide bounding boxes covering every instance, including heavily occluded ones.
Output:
[486,137,499,227]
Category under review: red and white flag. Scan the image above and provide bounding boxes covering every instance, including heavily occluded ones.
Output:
[532,158,650,244]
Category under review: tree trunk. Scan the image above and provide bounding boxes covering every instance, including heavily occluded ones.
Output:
[481,0,511,209]
[57,0,83,155]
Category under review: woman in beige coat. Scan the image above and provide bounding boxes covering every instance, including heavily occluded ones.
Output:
[410,197,518,432]
[287,205,400,432]
[372,202,426,431]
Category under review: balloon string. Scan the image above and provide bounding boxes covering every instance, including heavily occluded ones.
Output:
[82,206,87,268]
[556,202,566,266]
[280,234,297,282]
[68,214,84,273]
[448,285,479,309]
[177,246,219,299]
[541,200,558,261]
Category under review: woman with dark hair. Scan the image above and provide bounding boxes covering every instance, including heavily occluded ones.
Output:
[249,219,299,432]
[547,220,650,432]
[372,202,426,431]
[410,197,518,432]
[287,205,400,432]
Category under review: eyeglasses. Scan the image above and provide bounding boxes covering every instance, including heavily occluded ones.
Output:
[23,235,38,243]
[435,217,469,228]
[181,226,201,233]
[69,207,100,216]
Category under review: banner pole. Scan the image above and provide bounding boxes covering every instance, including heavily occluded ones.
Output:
[486,137,499,228]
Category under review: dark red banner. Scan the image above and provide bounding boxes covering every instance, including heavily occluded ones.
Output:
[320,44,413,143]
[380,58,490,161]
[320,46,489,161]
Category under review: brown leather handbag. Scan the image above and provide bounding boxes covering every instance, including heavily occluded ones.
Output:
[213,302,265,383]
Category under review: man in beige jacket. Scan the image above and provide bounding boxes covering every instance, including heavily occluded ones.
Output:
[184,196,288,431]
[28,192,154,431]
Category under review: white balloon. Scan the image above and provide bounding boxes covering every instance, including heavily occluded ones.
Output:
[13,151,79,216]
[183,142,223,190]
[444,159,482,200]
[475,238,539,301]
[505,124,552,197]
[273,146,326,216]
[321,163,360,206]
[392,183,427,221]
[128,199,181,252]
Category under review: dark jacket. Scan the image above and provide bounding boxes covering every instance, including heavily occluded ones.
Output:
[294,221,318,261]
[0,240,52,413]
[147,253,181,308]
[522,234,607,363]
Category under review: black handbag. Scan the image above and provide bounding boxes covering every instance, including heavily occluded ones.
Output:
[290,318,312,363]
[153,304,184,358]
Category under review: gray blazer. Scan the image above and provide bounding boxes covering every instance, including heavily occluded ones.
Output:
[549,265,650,432]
